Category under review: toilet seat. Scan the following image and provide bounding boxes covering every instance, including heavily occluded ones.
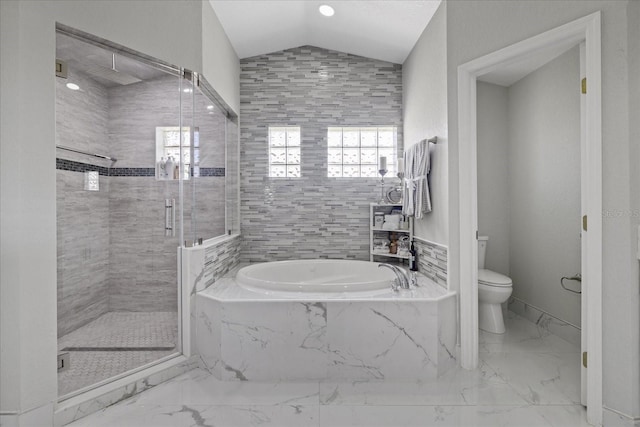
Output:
[478,269,512,287]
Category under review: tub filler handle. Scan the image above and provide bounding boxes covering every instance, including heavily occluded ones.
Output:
[378,263,411,291]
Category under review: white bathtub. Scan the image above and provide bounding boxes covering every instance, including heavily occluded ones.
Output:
[196,260,458,382]
[236,259,396,294]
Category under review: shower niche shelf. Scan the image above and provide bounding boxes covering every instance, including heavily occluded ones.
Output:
[369,203,413,263]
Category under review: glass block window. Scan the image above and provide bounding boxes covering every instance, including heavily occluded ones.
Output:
[327,127,397,178]
[269,126,301,178]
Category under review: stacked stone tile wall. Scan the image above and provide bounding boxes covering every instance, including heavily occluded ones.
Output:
[240,46,403,262]
[415,238,448,288]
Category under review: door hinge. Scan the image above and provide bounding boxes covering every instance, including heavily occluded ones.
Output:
[582,215,588,232]
[582,351,588,368]
[55,59,68,79]
[581,78,587,94]
[58,352,70,372]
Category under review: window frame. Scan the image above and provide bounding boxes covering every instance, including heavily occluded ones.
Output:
[268,126,301,178]
[326,126,398,178]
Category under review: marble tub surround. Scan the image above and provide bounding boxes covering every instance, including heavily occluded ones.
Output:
[67,314,586,427]
[182,235,242,355]
[195,272,457,382]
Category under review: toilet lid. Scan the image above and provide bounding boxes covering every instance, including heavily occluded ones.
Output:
[478,269,512,287]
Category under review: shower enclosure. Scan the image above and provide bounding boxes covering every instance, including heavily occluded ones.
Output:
[55,26,238,398]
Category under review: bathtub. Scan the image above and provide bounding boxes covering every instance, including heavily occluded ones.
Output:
[196,260,457,382]
[236,259,396,295]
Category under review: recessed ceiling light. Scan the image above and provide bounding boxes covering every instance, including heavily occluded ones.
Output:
[183,88,193,93]
[207,105,214,110]
[319,5,334,17]
[66,82,80,91]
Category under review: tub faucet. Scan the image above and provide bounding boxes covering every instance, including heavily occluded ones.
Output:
[378,263,411,291]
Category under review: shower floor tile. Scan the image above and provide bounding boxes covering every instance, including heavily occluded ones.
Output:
[58,311,178,396]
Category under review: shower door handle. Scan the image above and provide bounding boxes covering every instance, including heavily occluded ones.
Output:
[165,199,175,237]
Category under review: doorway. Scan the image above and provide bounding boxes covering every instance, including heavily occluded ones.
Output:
[457,12,602,426]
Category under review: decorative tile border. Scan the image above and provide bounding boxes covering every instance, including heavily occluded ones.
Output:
[56,158,110,176]
[56,158,224,178]
[414,238,448,288]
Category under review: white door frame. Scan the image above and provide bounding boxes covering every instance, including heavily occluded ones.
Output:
[457,12,602,425]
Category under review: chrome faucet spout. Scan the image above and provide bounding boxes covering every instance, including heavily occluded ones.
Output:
[378,263,411,290]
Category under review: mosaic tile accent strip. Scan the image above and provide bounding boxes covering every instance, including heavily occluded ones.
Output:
[415,238,448,288]
[197,167,226,177]
[203,235,241,289]
[56,160,226,178]
[57,158,111,175]
[240,46,403,262]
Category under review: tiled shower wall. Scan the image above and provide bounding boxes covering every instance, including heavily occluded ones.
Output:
[57,68,229,333]
[56,68,110,336]
[240,46,403,261]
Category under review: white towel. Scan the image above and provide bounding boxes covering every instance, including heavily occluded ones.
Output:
[402,139,432,218]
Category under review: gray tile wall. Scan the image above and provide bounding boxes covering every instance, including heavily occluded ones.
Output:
[107,76,227,311]
[240,46,403,262]
[415,239,448,288]
[203,236,241,289]
[56,69,111,337]
[58,70,230,325]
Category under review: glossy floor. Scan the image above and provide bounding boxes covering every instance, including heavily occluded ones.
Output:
[67,312,588,426]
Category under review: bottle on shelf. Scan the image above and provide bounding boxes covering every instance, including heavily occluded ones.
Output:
[409,240,418,271]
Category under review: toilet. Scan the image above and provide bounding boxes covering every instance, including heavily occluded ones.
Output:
[478,236,513,334]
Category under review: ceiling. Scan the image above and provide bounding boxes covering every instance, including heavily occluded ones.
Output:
[209,0,441,64]
[56,32,166,87]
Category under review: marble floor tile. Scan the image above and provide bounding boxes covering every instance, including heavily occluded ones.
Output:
[67,403,319,427]
[66,312,587,427]
[318,405,559,427]
[320,358,528,406]
[482,351,581,405]
[479,313,579,354]
[131,368,320,406]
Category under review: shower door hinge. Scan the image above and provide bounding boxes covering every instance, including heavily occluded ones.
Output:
[582,215,588,231]
[582,351,588,368]
[58,352,70,372]
[581,78,587,94]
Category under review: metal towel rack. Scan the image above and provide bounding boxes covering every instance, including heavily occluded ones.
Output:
[561,274,582,294]
[427,136,438,144]
[56,145,118,165]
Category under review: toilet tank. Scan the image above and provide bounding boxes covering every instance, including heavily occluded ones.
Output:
[478,236,489,269]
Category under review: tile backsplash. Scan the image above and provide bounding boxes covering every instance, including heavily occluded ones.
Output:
[414,238,448,288]
[240,46,403,262]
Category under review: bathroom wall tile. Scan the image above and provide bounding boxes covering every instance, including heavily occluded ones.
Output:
[415,239,448,288]
[57,169,110,336]
[240,46,403,262]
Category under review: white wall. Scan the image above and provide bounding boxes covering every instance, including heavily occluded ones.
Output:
[0,0,239,421]
[476,82,510,276]
[508,46,582,327]
[202,1,240,115]
[402,1,448,246]
[446,0,638,421]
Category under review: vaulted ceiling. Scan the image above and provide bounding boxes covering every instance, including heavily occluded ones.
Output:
[209,0,442,64]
